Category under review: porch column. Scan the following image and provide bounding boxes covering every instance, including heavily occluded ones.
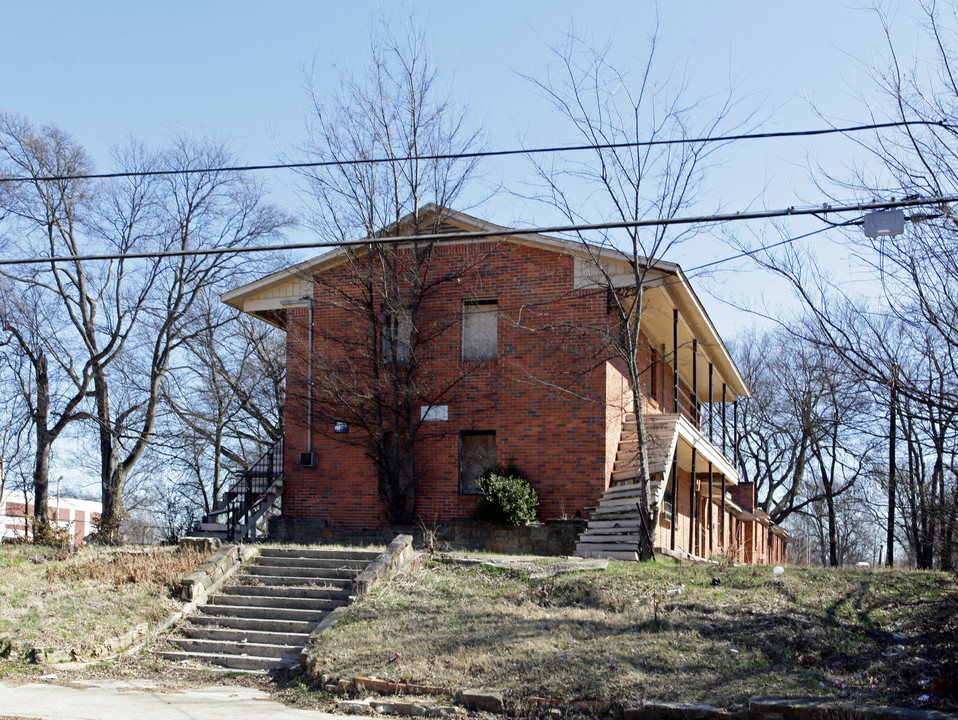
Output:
[708,363,714,444]
[670,450,678,551]
[721,383,728,456]
[721,472,727,550]
[732,398,755,476]
[672,309,679,414]
[692,338,698,425]
[708,461,714,556]
[689,448,697,556]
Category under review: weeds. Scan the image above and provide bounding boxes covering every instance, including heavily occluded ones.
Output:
[0,544,211,662]
[43,547,207,589]
[306,559,958,712]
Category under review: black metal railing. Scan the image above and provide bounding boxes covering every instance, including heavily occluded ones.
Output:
[224,437,284,542]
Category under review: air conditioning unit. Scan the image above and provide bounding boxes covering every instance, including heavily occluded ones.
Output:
[299,451,318,467]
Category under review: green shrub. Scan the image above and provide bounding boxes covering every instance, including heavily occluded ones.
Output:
[472,464,539,526]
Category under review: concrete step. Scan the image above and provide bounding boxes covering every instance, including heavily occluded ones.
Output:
[257,547,382,561]
[589,509,643,522]
[600,486,646,501]
[209,593,344,612]
[196,522,227,532]
[222,583,350,600]
[245,565,358,580]
[199,603,332,623]
[193,530,228,540]
[187,614,317,635]
[181,625,310,647]
[238,573,353,588]
[592,495,644,509]
[253,556,372,571]
[161,650,296,672]
[170,637,299,660]
[576,537,640,548]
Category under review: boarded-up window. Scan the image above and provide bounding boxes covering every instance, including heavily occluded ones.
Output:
[382,310,412,365]
[462,299,497,362]
[460,431,496,494]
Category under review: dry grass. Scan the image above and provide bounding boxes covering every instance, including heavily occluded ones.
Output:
[305,558,958,712]
[0,544,211,663]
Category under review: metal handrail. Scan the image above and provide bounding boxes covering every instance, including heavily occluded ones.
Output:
[224,437,284,542]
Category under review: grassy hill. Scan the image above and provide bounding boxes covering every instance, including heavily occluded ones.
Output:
[1,544,954,713]
[303,556,958,712]
[0,544,209,667]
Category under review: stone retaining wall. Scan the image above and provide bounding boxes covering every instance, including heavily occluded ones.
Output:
[310,678,958,720]
[178,541,254,603]
[268,516,587,556]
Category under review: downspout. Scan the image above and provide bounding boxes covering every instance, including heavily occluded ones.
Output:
[281,295,315,455]
[306,296,314,456]
[690,448,697,556]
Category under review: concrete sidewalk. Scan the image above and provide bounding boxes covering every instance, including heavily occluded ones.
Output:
[0,678,347,720]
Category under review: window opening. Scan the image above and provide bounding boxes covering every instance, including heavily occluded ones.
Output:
[462,299,497,362]
[460,431,496,494]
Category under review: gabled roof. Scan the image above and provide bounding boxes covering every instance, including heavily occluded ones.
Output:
[222,204,749,398]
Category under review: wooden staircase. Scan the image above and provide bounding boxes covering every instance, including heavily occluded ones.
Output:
[162,546,381,672]
[574,413,679,560]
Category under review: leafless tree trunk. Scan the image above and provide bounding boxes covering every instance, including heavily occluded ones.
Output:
[293,19,482,524]
[0,115,289,542]
[524,26,747,559]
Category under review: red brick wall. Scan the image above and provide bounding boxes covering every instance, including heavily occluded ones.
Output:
[282,241,613,530]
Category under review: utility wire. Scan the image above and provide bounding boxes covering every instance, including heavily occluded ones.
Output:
[0,120,950,184]
[0,194,947,268]
[685,225,841,276]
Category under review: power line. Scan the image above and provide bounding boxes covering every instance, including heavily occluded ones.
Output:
[0,194,948,268]
[685,225,839,276]
[0,120,949,184]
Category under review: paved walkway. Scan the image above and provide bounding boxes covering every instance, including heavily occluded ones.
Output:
[0,678,347,720]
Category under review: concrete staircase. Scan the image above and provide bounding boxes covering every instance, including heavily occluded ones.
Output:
[163,546,381,671]
[574,413,678,560]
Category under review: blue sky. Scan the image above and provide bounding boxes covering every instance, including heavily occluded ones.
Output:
[1,1,931,333]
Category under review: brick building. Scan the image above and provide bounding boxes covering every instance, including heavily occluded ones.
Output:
[220,206,789,563]
[1,491,102,545]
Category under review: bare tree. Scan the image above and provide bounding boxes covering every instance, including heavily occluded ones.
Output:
[158,296,285,516]
[732,325,876,565]
[293,21,483,524]
[523,27,745,559]
[0,115,290,541]
[0,280,93,541]
[730,2,958,567]
[90,138,289,540]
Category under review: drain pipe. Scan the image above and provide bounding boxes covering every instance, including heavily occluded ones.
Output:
[306,295,313,455]
[281,295,315,456]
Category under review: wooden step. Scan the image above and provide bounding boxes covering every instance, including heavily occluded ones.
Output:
[585,519,645,530]
[575,549,640,561]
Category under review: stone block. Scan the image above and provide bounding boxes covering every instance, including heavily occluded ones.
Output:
[178,536,221,553]
[425,707,458,716]
[460,691,504,714]
[374,701,428,716]
[338,699,372,714]
[624,704,728,720]
[749,698,837,720]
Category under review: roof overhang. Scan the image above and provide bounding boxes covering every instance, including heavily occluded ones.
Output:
[221,205,749,397]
